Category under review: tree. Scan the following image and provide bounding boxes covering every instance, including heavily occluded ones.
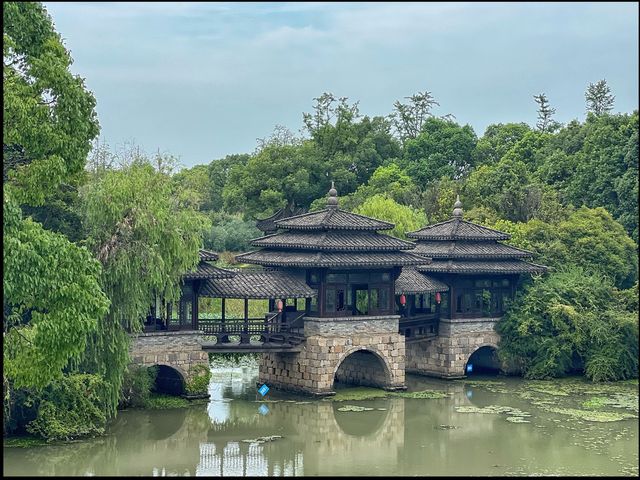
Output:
[80,157,210,412]
[585,79,615,116]
[497,267,638,381]
[401,117,477,185]
[3,198,110,391]
[354,194,427,240]
[473,122,532,166]
[3,2,99,207]
[533,93,561,133]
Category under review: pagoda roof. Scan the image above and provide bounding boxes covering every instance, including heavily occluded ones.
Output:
[407,218,510,241]
[250,230,415,252]
[275,208,394,231]
[255,204,306,233]
[395,268,449,294]
[413,240,533,259]
[183,249,235,280]
[198,249,219,261]
[183,262,235,280]
[235,250,428,268]
[199,271,317,299]
[417,259,548,275]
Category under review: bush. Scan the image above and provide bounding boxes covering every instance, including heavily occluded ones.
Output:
[26,374,110,442]
[185,364,211,395]
[497,267,639,381]
[118,365,157,408]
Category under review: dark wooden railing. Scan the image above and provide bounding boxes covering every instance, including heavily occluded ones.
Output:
[198,310,306,348]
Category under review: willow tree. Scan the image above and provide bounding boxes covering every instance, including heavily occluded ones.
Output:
[80,157,210,412]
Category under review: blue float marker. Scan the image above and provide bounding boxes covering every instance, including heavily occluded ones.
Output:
[258,384,270,396]
[466,363,473,374]
[258,404,270,416]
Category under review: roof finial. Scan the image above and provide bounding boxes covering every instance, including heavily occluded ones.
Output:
[327,181,338,208]
[452,194,463,218]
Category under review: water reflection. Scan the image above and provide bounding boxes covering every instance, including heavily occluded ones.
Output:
[3,367,638,476]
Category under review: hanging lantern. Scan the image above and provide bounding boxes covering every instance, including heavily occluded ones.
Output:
[435,292,442,304]
[277,299,283,312]
[399,294,406,306]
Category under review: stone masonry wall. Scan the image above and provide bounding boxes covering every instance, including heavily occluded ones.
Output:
[129,331,209,385]
[406,317,500,378]
[259,315,405,395]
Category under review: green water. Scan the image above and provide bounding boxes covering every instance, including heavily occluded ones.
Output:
[3,365,639,476]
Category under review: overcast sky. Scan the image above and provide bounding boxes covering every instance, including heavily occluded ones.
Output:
[44,1,639,168]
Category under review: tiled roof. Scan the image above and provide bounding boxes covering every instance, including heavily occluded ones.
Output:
[235,250,428,268]
[183,262,236,280]
[198,249,219,261]
[395,268,449,294]
[199,271,317,299]
[412,240,533,259]
[255,205,306,233]
[250,230,415,251]
[275,208,394,231]
[417,260,548,274]
[407,219,510,241]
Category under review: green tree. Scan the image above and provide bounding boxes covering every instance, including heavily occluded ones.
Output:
[3,2,99,207]
[533,93,561,133]
[402,117,477,184]
[390,90,440,143]
[354,194,426,240]
[585,79,615,116]
[3,198,110,391]
[497,267,638,381]
[473,122,532,166]
[79,157,210,412]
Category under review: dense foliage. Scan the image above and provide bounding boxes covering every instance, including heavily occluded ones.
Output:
[497,268,638,382]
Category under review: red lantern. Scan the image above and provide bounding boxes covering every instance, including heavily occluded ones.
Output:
[277,299,283,312]
[435,292,441,304]
[400,294,406,306]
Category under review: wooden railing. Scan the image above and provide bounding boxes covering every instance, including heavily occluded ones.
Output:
[197,310,305,347]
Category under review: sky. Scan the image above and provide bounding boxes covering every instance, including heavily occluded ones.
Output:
[44,1,639,169]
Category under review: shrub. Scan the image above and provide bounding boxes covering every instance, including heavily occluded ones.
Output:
[119,365,157,408]
[26,374,110,442]
[185,364,211,395]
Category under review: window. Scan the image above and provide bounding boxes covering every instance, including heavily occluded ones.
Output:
[326,273,347,283]
[325,287,336,312]
[336,288,346,312]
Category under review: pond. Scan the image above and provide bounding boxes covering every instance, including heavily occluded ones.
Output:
[3,359,639,476]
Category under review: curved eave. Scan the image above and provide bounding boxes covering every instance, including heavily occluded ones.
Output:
[417,260,548,275]
[235,250,429,268]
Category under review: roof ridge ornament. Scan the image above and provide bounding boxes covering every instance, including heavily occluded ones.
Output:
[452,194,463,219]
[327,181,339,209]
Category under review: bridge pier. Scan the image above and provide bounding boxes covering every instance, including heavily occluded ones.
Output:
[405,317,500,378]
[129,331,210,396]
[258,315,405,395]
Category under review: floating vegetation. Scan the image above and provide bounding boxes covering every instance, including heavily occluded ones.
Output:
[337,405,375,412]
[391,390,449,399]
[506,416,530,423]
[241,435,283,444]
[294,401,312,405]
[455,405,530,416]
[331,386,449,401]
[332,387,389,402]
[434,424,459,430]
[144,394,190,409]
[543,407,636,423]
[3,436,49,448]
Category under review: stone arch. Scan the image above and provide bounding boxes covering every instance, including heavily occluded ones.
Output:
[332,346,392,389]
[464,344,500,376]
[153,363,187,395]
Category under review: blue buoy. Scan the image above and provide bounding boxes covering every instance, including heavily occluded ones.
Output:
[466,364,473,374]
[258,384,270,396]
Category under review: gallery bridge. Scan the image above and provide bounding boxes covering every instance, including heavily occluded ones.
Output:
[130,189,546,395]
